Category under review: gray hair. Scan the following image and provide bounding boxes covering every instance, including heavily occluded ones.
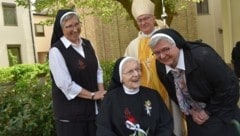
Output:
[60,12,80,28]
[149,33,176,48]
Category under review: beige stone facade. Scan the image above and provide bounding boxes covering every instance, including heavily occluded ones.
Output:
[80,13,138,61]
[33,13,53,63]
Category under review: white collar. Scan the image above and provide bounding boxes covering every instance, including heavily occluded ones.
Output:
[123,85,139,95]
[60,36,82,48]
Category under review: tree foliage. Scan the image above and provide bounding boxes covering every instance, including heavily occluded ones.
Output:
[15,0,203,25]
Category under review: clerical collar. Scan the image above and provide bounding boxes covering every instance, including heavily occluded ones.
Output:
[123,85,139,95]
[139,27,158,38]
[166,49,185,73]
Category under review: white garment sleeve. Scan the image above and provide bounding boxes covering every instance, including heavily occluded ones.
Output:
[91,41,103,84]
[124,38,139,58]
[97,60,104,83]
[49,47,82,100]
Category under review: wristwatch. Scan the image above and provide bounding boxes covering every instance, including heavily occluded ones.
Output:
[91,92,95,100]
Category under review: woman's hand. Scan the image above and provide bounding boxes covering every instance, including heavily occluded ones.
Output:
[190,109,209,125]
[93,90,107,100]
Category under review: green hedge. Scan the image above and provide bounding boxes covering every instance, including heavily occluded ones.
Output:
[0,61,114,136]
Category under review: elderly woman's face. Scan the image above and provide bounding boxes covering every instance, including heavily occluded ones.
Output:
[152,39,179,68]
[62,16,81,44]
[122,60,141,89]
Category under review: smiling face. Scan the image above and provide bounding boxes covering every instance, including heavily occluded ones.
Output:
[61,15,81,44]
[152,39,180,68]
[136,14,155,35]
[121,60,141,89]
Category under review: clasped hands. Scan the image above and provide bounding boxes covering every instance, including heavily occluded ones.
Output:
[190,109,209,125]
[93,90,107,100]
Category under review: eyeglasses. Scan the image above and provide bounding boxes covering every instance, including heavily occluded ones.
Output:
[136,15,152,24]
[123,68,141,76]
[152,46,172,56]
[64,22,81,30]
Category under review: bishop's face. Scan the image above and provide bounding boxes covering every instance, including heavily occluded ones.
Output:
[121,60,141,89]
[136,14,155,35]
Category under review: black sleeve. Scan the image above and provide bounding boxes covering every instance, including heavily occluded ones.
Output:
[233,47,240,77]
[96,93,117,136]
[154,91,174,136]
[198,47,239,120]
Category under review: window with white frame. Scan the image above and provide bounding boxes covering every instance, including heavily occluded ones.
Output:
[34,24,45,37]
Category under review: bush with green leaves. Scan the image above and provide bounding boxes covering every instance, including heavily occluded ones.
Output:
[0,63,54,136]
[101,60,115,89]
[0,61,114,136]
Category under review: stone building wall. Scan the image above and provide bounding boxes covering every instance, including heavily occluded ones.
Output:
[170,2,198,41]
[80,11,138,61]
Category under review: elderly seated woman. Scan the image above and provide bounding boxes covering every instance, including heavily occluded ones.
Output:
[96,56,174,136]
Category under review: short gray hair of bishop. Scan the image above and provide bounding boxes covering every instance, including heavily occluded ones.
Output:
[149,33,176,48]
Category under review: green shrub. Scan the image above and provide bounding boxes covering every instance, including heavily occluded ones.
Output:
[101,60,115,89]
[0,60,114,136]
[0,63,54,136]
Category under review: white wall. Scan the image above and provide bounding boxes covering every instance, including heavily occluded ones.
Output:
[0,0,35,67]
[230,0,240,46]
[196,0,224,57]
[221,0,240,63]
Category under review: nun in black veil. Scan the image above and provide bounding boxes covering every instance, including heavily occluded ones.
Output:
[96,56,174,136]
[49,9,106,136]
[50,9,72,46]
[149,28,240,136]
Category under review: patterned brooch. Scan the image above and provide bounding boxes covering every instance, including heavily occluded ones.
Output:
[144,100,152,116]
